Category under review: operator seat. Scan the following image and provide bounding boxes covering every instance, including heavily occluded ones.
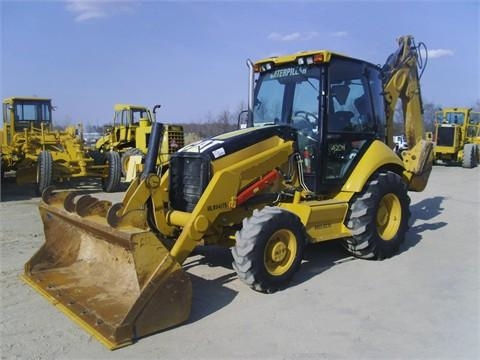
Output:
[329,84,353,132]
[329,111,354,132]
[354,95,373,131]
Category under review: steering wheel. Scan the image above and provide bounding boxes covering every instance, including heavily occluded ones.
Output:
[293,110,318,130]
[292,110,318,142]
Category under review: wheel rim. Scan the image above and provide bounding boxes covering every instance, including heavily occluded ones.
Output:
[122,155,131,175]
[376,193,402,241]
[264,229,297,276]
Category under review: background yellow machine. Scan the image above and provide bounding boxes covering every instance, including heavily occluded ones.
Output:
[94,104,184,179]
[432,107,480,168]
[1,97,121,194]
[22,35,433,349]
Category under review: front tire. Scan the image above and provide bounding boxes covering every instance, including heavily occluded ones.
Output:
[462,143,477,168]
[102,151,121,192]
[344,171,410,260]
[36,151,53,196]
[232,207,305,293]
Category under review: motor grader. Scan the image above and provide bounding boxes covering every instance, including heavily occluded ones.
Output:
[432,107,480,168]
[1,97,121,195]
[22,35,433,349]
[94,103,184,180]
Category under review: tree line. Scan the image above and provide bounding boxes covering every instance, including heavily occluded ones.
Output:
[82,99,480,143]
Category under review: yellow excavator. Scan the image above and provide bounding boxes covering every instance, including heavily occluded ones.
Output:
[22,35,433,349]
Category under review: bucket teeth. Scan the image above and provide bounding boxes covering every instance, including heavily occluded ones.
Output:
[75,195,112,217]
[64,191,81,213]
[107,203,124,228]
[107,202,148,229]
[41,186,56,203]
[41,187,79,207]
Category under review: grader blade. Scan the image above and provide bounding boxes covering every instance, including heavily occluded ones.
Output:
[21,192,192,350]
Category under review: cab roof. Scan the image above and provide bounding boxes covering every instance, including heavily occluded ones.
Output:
[441,107,472,113]
[3,97,52,104]
[114,104,149,111]
[254,50,378,69]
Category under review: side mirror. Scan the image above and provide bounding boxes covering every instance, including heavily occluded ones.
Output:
[237,110,249,129]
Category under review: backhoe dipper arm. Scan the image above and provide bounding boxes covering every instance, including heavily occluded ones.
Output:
[382,35,433,191]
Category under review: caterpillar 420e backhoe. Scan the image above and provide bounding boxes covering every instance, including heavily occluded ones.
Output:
[22,35,433,349]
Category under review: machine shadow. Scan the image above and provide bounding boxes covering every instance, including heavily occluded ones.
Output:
[400,196,447,254]
[291,241,357,288]
[182,246,239,324]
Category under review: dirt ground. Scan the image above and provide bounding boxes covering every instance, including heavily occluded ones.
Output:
[1,166,479,359]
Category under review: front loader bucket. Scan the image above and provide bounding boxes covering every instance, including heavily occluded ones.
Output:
[21,191,192,350]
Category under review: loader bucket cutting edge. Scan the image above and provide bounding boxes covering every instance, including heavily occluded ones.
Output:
[22,197,193,350]
[20,273,131,350]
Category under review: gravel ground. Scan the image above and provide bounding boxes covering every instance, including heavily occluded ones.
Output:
[0,165,479,359]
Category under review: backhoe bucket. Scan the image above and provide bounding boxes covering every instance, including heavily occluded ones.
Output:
[21,193,192,350]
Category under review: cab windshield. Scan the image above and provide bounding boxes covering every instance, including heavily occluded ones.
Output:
[444,111,465,125]
[253,65,321,132]
[14,101,51,122]
[114,108,152,126]
[13,100,52,131]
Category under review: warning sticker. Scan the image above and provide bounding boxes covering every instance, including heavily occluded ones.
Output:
[212,147,226,159]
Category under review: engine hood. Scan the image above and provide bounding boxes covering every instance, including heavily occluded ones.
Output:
[178,125,297,161]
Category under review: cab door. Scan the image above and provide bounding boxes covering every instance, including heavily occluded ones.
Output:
[319,58,382,191]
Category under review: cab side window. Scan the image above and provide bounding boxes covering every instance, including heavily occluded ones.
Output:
[328,62,375,134]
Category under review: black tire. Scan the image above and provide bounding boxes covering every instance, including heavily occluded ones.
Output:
[232,207,305,293]
[102,151,121,192]
[462,144,476,168]
[121,148,144,176]
[88,150,105,165]
[1,161,5,181]
[344,171,410,260]
[36,150,53,196]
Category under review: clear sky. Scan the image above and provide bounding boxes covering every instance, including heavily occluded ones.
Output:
[1,0,479,126]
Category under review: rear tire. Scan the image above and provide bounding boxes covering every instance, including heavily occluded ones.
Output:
[462,143,477,168]
[102,151,121,192]
[36,151,53,196]
[121,148,144,176]
[344,171,410,260]
[232,207,305,293]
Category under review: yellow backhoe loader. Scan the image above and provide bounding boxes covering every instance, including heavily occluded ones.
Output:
[94,104,184,180]
[22,35,433,349]
[1,97,121,194]
[432,107,480,168]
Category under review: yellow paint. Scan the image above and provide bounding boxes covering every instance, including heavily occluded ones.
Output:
[264,229,297,276]
[376,193,401,241]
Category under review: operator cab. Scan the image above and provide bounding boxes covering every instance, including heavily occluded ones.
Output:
[2,98,53,132]
[113,106,153,127]
[251,53,386,192]
[111,105,153,144]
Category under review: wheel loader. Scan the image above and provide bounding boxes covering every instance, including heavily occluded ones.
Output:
[1,97,121,195]
[432,107,480,168]
[94,103,184,180]
[22,35,433,349]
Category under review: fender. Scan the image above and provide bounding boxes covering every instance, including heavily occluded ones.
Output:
[342,140,404,193]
